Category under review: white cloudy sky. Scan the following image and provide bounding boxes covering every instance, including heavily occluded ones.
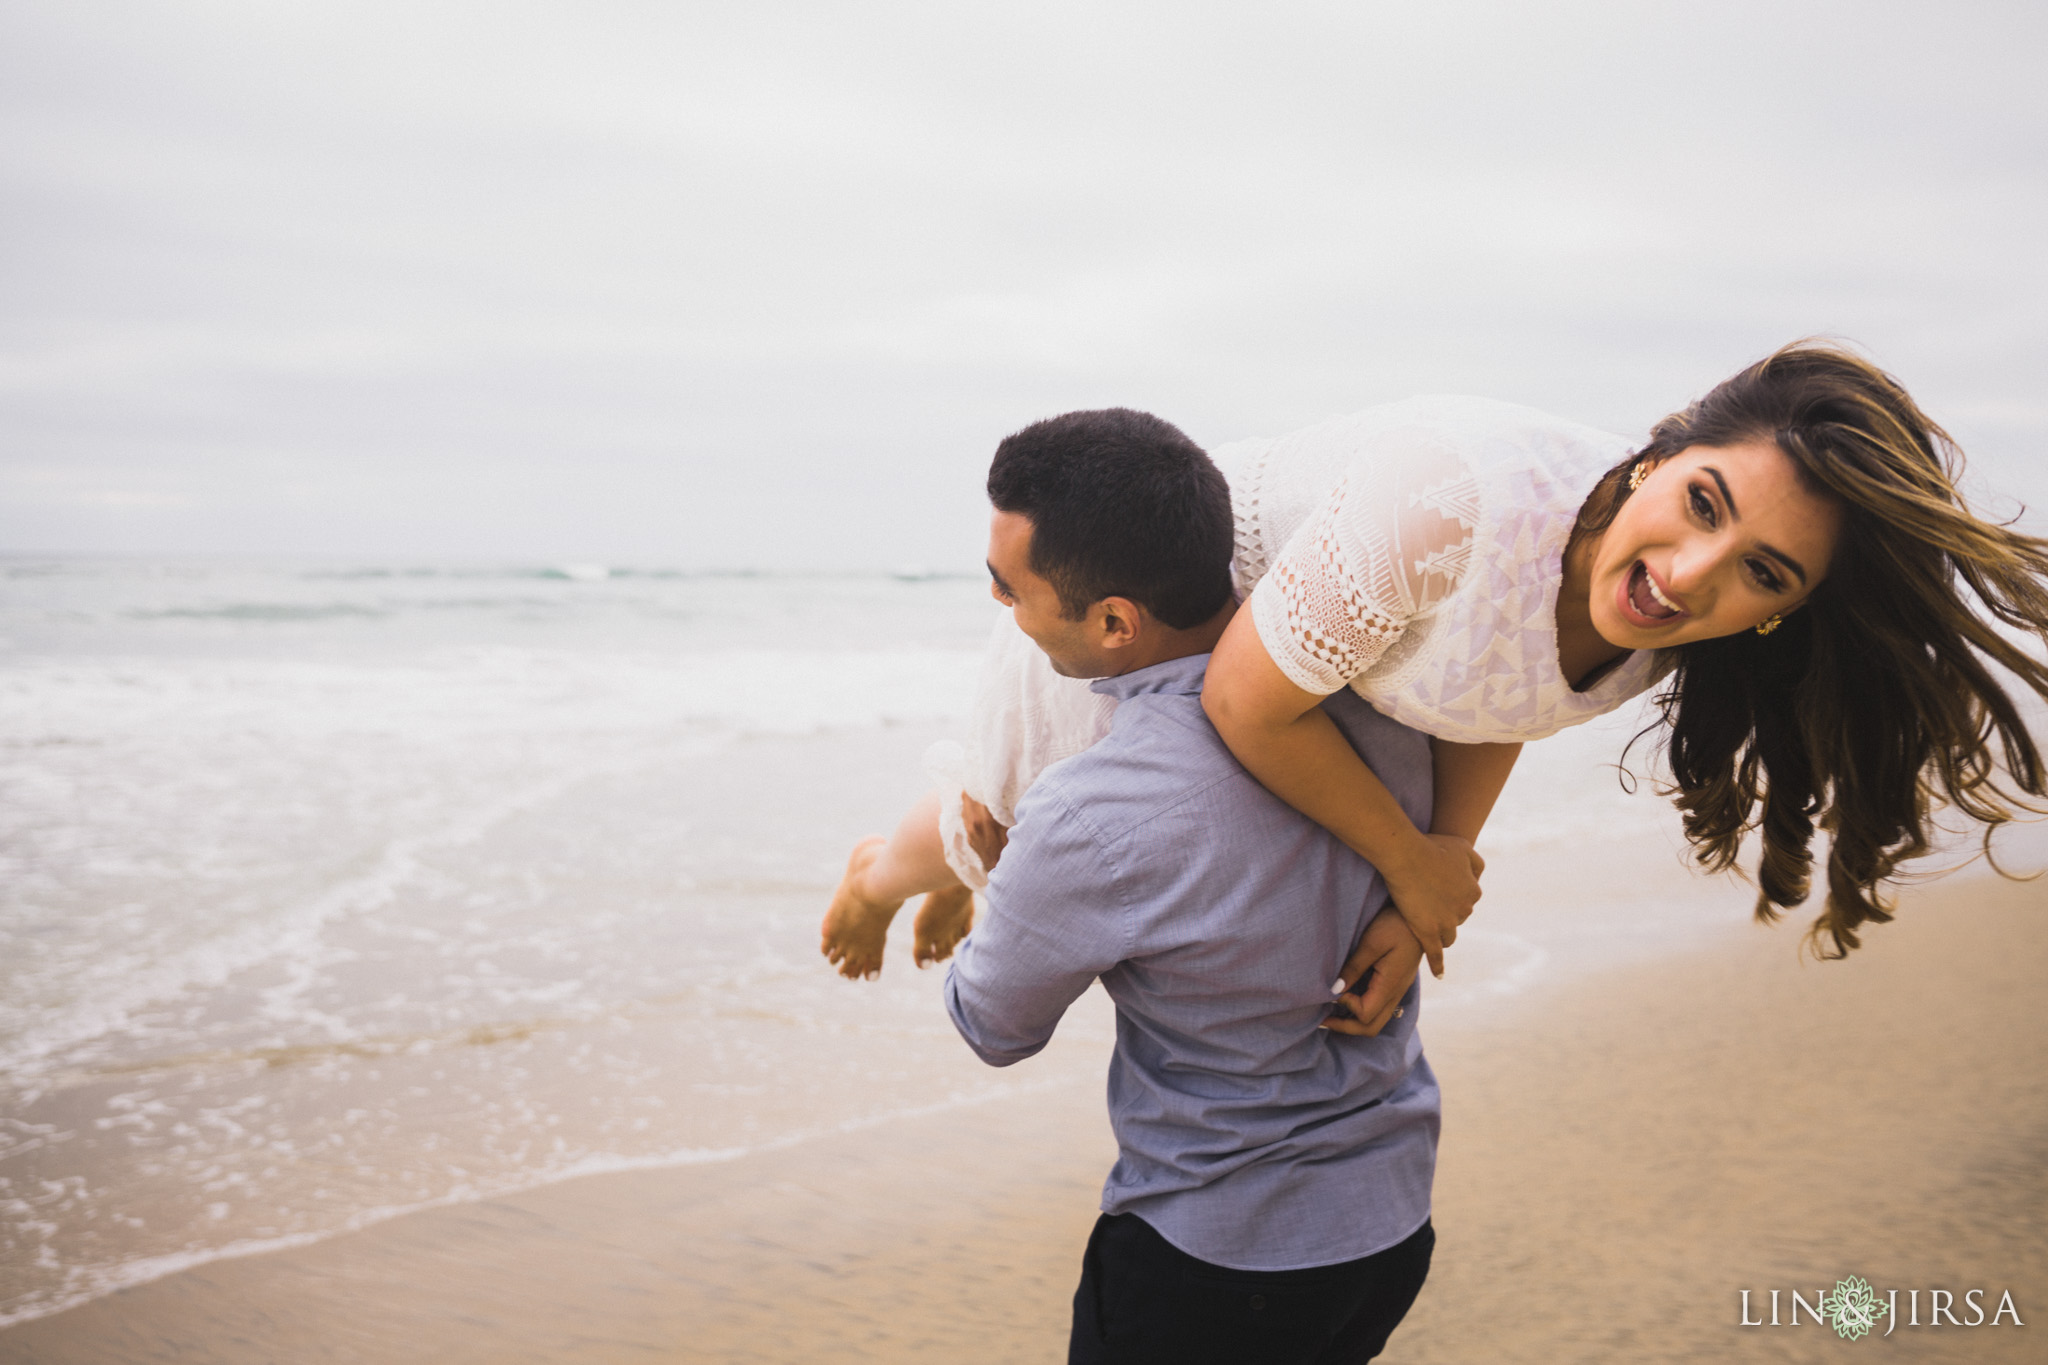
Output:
[3,0,2045,570]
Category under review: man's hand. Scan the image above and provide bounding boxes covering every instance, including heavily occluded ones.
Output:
[1320,903,1424,1037]
[962,794,1009,872]
[1380,832,1484,979]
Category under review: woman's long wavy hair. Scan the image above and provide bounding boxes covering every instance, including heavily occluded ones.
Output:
[1578,341,2048,957]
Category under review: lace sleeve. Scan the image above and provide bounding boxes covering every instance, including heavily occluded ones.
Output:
[1248,438,1481,695]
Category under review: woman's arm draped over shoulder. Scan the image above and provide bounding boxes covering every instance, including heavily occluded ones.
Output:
[1204,615,1482,975]
[1430,739,1521,846]
[1202,442,1500,976]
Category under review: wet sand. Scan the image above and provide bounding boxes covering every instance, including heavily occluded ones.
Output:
[5,874,2043,1364]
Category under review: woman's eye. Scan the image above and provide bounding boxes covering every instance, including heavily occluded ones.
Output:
[1748,560,1784,593]
[1688,485,1715,523]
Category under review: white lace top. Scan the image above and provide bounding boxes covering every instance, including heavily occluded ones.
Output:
[1222,395,1664,743]
[927,395,1667,888]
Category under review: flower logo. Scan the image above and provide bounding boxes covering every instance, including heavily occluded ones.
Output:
[1818,1275,1889,1341]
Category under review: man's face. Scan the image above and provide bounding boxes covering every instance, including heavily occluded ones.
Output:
[986,509,1112,678]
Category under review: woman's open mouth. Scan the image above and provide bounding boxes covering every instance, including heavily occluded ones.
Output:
[1622,561,1685,626]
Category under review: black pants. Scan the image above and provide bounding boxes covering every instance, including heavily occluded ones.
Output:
[1068,1213,1433,1365]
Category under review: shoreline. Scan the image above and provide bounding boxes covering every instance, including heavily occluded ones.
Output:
[0,1072,1089,1335]
[5,873,2043,1363]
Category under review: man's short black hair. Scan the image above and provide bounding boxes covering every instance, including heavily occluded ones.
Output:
[986,408,1233,630]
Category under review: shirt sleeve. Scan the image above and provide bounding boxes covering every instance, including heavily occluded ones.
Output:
[1247,436,1482,695]
[943,780,1128,1067]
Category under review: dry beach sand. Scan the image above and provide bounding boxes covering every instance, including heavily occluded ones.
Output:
[4,873,2043,1364]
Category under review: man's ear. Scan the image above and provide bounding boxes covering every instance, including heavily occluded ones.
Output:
[1094,596,1145,651]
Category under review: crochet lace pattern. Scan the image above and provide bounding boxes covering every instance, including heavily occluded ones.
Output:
[1251,443,1481,695]
[1239,398,1661,744]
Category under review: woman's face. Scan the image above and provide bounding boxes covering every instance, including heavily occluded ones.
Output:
[1586,438,1843,650]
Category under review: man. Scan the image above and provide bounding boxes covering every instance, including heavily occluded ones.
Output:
[945,407,1439,1364]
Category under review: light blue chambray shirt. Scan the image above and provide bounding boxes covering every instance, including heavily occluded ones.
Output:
[944,651,1440,1272]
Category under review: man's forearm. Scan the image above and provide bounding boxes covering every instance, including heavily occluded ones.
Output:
[943,963,1058,1067]
[943,787,1121,1067]
[940,886,1104,1067]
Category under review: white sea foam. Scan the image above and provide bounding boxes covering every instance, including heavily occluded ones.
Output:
[0,562,1029,1328]
[1419,928,1554,1014]
[0,1070,1084,1330]
[0,646,982,1077]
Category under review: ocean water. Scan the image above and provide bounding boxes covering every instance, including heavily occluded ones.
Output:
[0,559,1051,1325]
[0,556,1852,1328]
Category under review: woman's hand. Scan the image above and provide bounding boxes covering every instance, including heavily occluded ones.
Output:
[1380,831,1485,979]
[1206,610,1476,976]
[1322,905,1423,1036]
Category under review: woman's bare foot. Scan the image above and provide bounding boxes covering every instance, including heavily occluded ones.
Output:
[912,885,975,968]
[820,837,905,980]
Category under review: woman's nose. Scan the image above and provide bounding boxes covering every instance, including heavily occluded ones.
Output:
[1666,541,1733,596]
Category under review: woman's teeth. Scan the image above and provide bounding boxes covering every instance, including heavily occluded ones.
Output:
[1629,562,1681,621]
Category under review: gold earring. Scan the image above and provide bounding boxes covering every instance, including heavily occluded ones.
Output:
[1628,461,1650,491]
[1756,614,1783,636]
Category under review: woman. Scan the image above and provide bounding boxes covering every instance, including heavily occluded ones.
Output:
[820,341,2048,985]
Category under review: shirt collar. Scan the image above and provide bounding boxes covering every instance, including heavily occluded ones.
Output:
[1088,652,1211,701]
